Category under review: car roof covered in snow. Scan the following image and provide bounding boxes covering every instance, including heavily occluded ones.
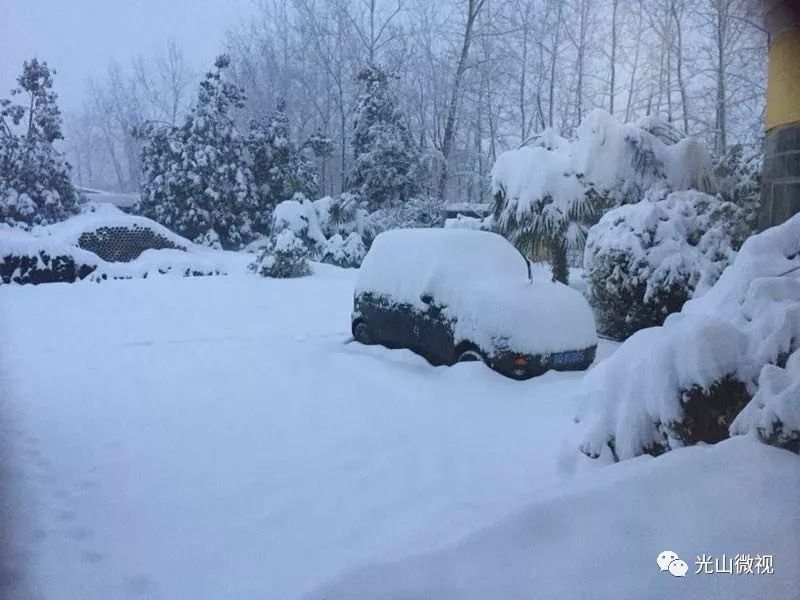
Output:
[355,228,528,305]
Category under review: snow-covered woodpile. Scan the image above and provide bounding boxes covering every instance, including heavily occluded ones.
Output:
[1,205,236,285]
[77,224,186,263]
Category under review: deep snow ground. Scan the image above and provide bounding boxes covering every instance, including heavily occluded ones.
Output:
[0,265,618,599]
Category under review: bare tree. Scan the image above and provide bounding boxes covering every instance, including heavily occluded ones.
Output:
[437,0,487,200]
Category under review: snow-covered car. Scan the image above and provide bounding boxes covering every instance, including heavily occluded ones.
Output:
[351,228,598,379]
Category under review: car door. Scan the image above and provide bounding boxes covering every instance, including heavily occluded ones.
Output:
[417,293,455,365]
[373,296,422,351]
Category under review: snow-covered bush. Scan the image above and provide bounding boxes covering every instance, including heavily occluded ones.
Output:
[577,213,800,461]
[249,229,311,278]
[713,144,761,243]
[1,59,81,226]
[584,190,737,339]
[268,192,441,266]
[314,193,372,240]
[491,110,714,283]
[321,233,366,268]
[194,229,222,250]
[732,350,800,454]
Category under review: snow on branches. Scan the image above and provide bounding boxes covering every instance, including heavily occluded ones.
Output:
[1,59,81,226]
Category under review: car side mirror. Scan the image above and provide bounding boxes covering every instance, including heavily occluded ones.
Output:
[420,293,434,305]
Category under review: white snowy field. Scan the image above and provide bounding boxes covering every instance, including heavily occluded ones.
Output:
[0,265,798,599]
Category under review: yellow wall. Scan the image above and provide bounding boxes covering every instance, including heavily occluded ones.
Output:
[766,26,800,132]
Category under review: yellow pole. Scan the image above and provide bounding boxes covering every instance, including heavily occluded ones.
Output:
[760,1,800,230]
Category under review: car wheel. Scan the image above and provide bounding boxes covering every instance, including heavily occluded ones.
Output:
[353,321,373,345]
[457,349,485,363]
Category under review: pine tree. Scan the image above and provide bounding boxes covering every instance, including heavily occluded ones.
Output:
[136,55,263,249]
[348,66,421,210]
[0,59,81,226]
[248,98,318,210]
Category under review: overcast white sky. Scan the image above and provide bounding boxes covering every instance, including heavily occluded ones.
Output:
[1,0,255,111]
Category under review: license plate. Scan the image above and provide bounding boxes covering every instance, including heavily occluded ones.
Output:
[551,350,583,366]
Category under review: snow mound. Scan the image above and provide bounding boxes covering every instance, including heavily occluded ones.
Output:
[356,228,597,355]
[577,214,800,460]
[307,436,800,600]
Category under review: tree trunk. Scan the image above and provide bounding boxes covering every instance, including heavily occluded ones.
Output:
[609,0,618,115]
[670,0,690,134]
[549,237,569,284]
[548,0,564,128]
[438,0,486,200]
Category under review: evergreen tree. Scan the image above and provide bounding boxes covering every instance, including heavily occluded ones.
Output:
[136,55,262,249]
[0,59,80,226]
[348,66,421,210]
[248,98,318,210]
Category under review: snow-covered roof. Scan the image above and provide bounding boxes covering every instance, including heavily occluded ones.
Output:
[441,202,491,216]
[36,203,192,249]
[78,187,140,209]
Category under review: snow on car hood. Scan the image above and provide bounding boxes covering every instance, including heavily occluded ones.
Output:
[441,278,597,356]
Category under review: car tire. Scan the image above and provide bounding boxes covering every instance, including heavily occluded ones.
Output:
[353,321,373,345]
[456,349,486,363]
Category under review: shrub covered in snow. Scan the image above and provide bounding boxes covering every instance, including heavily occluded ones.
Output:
[732,350,800,454]
[249,229,311,278]
[267,192,441,267]
[713,144,762,243]
[491,110,714,283]
[321,233,366,268]
[1,59,81,226]
[577,212,800,461]
[314,193,372,241]
[584,190,737,339]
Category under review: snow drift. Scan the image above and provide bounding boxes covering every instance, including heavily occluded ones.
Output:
[307,436,800,600]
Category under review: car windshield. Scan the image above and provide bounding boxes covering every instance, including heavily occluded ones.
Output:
[2,1,798,599]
